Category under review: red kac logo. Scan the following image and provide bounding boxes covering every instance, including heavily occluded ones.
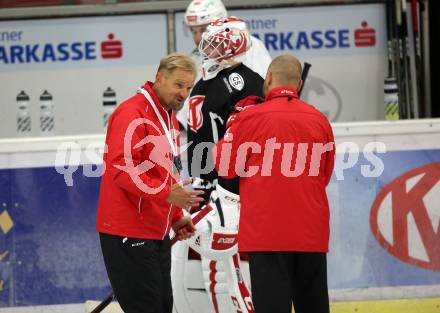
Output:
[370,162,440,271]
[188,95,205,132]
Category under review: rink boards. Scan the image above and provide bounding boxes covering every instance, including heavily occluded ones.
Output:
[0,119,439,310]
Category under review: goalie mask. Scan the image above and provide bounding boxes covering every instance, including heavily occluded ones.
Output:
[199,17,251,80]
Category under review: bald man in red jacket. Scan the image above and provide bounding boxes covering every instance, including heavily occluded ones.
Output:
[214,54,335,313]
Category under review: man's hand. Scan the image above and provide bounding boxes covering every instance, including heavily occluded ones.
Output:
[167,178,205,209]
[172,215,196,240]
[226,95,264,129]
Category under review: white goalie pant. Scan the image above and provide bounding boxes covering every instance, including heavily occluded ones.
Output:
[171,185,254,313]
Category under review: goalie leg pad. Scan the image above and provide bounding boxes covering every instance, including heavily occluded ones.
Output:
[201,257,235,313]
[201,254,255,313]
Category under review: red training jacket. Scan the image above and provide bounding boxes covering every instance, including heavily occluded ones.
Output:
[214,86,335,252]
[96,82,183,240]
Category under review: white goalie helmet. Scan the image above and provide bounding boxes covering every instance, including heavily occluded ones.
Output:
[184,0,227,26]
[199,16,252,80]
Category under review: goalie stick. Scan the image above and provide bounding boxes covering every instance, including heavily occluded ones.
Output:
[298,62,311,98]
[91,204,213,313]
[384,0,400,120]
[411,0,424,117]
[395,0,407,119]
[401,0,415,118]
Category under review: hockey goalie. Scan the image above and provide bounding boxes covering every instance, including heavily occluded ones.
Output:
[171,15,269,313]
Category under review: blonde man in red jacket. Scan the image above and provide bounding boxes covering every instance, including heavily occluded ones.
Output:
[96,53,205,313]
[214,54,335,313]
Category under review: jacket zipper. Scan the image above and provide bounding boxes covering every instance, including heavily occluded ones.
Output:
[156,110,176,239]
[162,203,173,240]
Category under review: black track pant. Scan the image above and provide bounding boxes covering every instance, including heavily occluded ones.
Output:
[248,251,329,313]
[99,233,173,313]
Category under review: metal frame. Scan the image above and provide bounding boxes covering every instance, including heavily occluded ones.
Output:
[0,0,381,20]
[0,0,431,118]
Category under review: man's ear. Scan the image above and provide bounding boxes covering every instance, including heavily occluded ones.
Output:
[266,71,272,86]
[297,79,302,91]
[155,71,161,84]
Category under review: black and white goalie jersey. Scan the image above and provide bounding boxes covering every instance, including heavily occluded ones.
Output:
[187,63,264,195]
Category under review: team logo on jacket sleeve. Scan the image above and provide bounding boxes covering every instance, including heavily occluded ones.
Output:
[228,73,244,91]
[188,95,205,131]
